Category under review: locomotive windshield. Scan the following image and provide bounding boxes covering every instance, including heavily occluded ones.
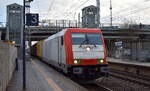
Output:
[72,33,102,45]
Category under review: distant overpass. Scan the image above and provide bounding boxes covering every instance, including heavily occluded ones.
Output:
[26,26,150,41]
[1,25,150,41]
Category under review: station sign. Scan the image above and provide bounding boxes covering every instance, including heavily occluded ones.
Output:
[26,13,39,26]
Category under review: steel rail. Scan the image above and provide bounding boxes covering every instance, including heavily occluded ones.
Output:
[109,69,150,87]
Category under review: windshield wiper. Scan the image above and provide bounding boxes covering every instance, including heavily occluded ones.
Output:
[79,35,97,48]
[79,38,88,47]
[88,40,97,47]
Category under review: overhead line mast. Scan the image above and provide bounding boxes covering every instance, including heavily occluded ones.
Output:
[96,0,100,27]
[110,0,112,27]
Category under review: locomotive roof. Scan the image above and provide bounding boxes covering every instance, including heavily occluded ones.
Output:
[45,28,101,42]
[45,29,67,42]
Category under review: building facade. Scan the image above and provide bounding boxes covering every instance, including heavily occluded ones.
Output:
[82,5,98,28]
[7,3,23,44]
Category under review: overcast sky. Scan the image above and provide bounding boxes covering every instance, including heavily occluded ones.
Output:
[0,0,150,25]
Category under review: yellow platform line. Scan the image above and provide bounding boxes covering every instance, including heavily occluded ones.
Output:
[32,61,63,91]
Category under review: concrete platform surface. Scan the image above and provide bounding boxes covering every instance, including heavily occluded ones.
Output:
[6,58,87,91]
[107,57,150,68]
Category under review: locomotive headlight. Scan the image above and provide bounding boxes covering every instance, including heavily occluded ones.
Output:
[100,59,104,63]
[74,60,78,64]
[97,59,104,64]
[86,47,91,51]
[74,59,80,64]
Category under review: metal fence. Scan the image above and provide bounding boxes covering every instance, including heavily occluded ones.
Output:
[38,20,150,30]
[39,20,79,28]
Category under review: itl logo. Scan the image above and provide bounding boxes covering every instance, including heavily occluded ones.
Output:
[10,10,21,13]
[80,45,95,51]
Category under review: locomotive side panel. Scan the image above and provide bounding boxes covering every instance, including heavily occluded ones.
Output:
[58,36,66,65]
[42,40,49,62]
[48,38,59,62]
[42,36,66,68]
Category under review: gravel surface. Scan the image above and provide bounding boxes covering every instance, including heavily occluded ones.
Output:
[96,76,150,91]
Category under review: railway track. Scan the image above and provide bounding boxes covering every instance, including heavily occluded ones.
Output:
[109,69,150,87]
[81,82,113,91]
[96,83,113,91]
[94,69,150,91]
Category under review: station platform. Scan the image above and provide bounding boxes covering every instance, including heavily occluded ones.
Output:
[107,57,150,77]
[107,57,150,68]
[6,58,87,91]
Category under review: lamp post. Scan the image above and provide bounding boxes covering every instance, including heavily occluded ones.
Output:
[22,0,33,89]
[23,0,26,89]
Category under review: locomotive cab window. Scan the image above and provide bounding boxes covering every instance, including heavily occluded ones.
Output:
[71,33,102,45]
